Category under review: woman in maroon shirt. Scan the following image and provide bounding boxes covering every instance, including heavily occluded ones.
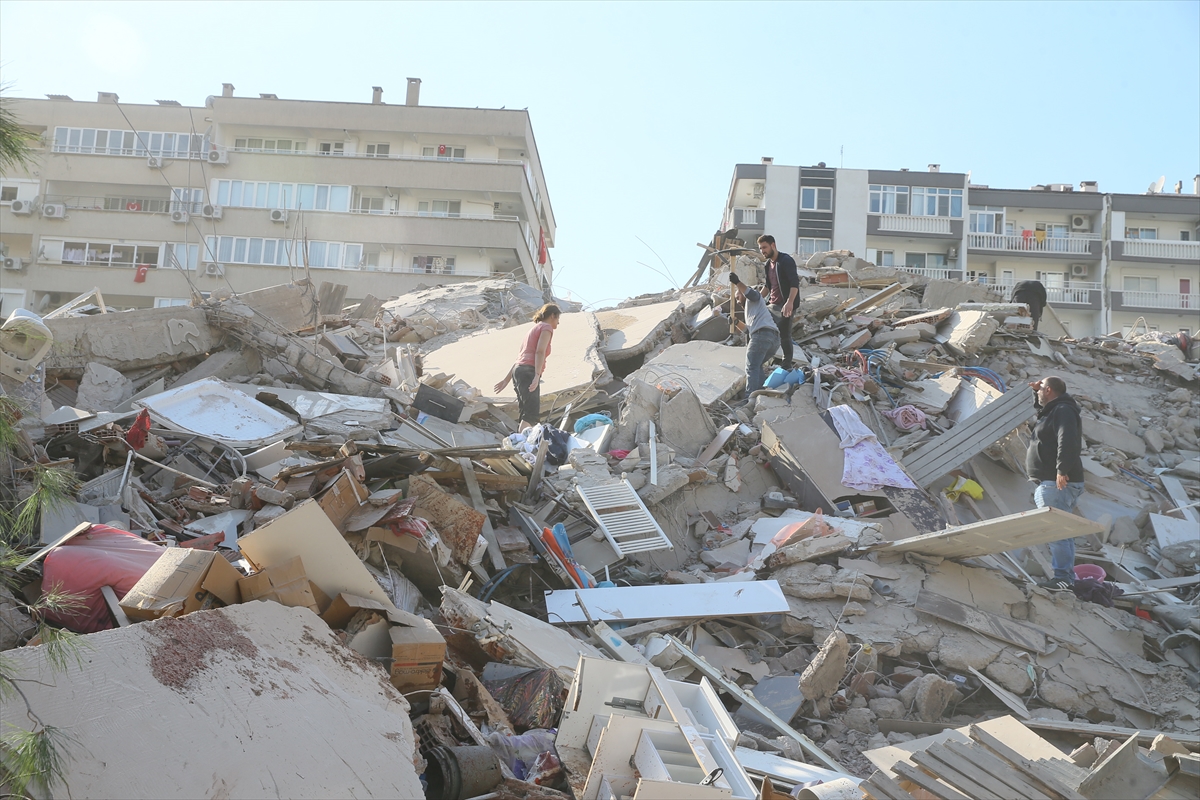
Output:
[494,304,561,429]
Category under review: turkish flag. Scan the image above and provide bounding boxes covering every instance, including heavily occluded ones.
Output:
[438,144,446,155]
[538,228,547,266]
[134,264,149,282]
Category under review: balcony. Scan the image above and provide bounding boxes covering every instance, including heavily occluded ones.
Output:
[898,266,963,281]
[1112,291,1200,312]
[968,232,1101,256]
[878,215,952,235]
[997,280,1103,309]
[732,207,763,229]
[1114,239,1200,262]
[44,194,192,215]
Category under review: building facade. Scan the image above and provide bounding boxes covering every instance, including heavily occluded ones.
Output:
[722,160,1200,338]
[0,81,556,317]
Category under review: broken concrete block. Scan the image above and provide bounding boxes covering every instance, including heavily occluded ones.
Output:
[842,707,877,734]
[596,299,683,361]
[638,463,690,505]
[44,306,215,372]
[799,630,849,716]
[933,632,1001,671]
[75,362,134,412]
[939,310,999,357]
[909,673,958,722]
[1109,516,1141,546]
[984,658,1034,695]
[868,698,907,720]
[1084,417,1148,457]
[839,329,872,351]
[1038,678,1087,714]
[868,327,921,348]
[629,341,747,406]
[766,534,852,569]
[1143,428,1165,454]
[659,387,718,459]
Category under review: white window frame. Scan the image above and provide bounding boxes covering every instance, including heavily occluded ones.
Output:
[214,180,350,212]
[799,186,833,211]
[355,196,385,214]
[911,187,963,218]
[874,249,895,267]
[869,185,909,215]
[204,235,363,270]
[1122,275,1158,292]
[53,126,201,158]
[412,255,456,275]
[154,298,192,308]
[1125,227,1157,239]
[903,252,948,270]
[969,205,1005,234]
[165,242,199,271]
[57,239,161,269]
[417,200,462,218]
[318,141,345,156]
[796,237,832,257]
[364,143,390,158]
[234,137,296,153]
[422,145,465,161]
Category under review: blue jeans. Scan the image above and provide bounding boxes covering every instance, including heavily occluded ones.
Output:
[1033,480,1085,581]
[746,327,781,397]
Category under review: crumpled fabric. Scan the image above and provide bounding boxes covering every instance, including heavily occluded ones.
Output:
[573,413,613,435]
[125,408,152,449]
[1072,577,1124,608]
[882,404,927,431]
[828,405,919,492]
[944,476,984,502]
[818,365,865,394]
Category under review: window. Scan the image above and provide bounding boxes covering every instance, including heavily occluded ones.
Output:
[422,145,465,160]
[911,187,963,217]
[1038,271,1066,288]
[800,186,833,211]
[873,249,895,267]
[1036,223,1069,238]
[0,186,16,203]
[355,197,385,214]
[869,185,909,215]
[154,298,191,308]
[417,200,462,217]
[234,138,296,152]
[1182,231,1191,241]
[904,253,947,270]
[412,255,456,274]
[170,188,204,214]
[59,240,158,268]
[204,236,362,269]
[52,127,200,158]
[214,180,351,212]
[1126,227,1157,239]
[1123,276,1158,292]
[796,238,832,257]
[166,243,199,271]
[365,143,390,157]
[318,141,345,156]
[969,205,1005,233]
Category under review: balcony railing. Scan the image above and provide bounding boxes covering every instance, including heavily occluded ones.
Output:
[898,266,957,280]
[996,280,1101,305]
[347,208,520,222]
[968,232,1099,254]
[43,195,203,214]
[1120,239,1200,261]
[733,207,762,226]
[1116,291,1200,311]
[230,146,527,168]
[878,214,952,234]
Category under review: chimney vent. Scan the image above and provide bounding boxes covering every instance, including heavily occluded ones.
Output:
[259,93,278,100]
[222,83,235,98]
[761,156,774,165]
[372,86,384,104]
[1080,181,1098,192]
[405,78,421,107]
[97,92,119,103]
[928,164,940,172]
[1194,175,1200,195]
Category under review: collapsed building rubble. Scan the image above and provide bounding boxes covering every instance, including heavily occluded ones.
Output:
[1,240,1198,798]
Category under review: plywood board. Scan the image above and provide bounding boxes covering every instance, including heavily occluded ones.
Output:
[904,387,1035,487]
[237,500,393,608]
[1150,512,1198,549]
[544,581,789,623]
[877,507,1102,559]
[916,590,1047,653]
[1160,476,1198,523]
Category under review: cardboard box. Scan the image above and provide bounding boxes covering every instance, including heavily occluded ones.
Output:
[318,470,368,531]
[321,593,445,693]
[120,548,242,621]
[238,556,320,613]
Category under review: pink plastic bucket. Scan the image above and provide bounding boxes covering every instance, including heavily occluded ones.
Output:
[1074,564,1106,582]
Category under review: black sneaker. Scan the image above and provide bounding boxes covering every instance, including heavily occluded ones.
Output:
[1038,578,1074,591]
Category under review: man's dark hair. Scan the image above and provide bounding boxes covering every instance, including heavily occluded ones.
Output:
[1044,376,1067,395]
[757,234,775,245]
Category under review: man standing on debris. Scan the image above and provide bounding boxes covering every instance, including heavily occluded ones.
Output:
[757,235,798,368]
[1026,375,1086,589]
[1011,280,1048,331]
[728,273,781,399]
[494,303,561,429]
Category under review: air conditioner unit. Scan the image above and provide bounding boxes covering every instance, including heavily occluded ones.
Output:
[9,199,33,215]
[2,257,25,271]
[1070,264,1089,277]
[147,155,164,169]
[41,203,66,219]
[269,208,288,223]
[206,149,228,165]
[1070,215,1090,232]
[203,262,224,277]
[947,247,959,260]
[201,204,223,220]
[170,210,189,224]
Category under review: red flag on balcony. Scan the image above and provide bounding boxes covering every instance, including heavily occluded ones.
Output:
[538,227,547,266]
[134,264,149,282]
[438,144,446,155]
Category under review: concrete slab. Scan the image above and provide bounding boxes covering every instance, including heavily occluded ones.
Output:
[382,277,546,322]
[596,300,683,360]
[1084,417,1148,457]
[0,603,423,799]
[135,378,303,449]
[44,306,215,373]
[423,312,611,412]
[629,341,747,406]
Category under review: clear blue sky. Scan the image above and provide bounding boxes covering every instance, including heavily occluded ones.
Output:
[2,1,1197,309]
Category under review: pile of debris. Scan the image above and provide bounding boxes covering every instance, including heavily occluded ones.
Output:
[1,242,1197,798]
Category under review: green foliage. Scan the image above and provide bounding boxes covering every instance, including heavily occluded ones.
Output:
[0,86,37,172]
[1,723,79,798]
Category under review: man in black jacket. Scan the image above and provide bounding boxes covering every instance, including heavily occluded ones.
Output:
[757,234,799,368]
[1025,375,1086,589]
[1011,280,1048,331]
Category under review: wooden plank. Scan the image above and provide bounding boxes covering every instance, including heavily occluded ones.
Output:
[1020,718,1200,749]
[611,617,700,639]
[904,387,1035,485]
[15,522,93,572]
[864,771,918,800]
[845,282,905,315]
[943,741,1053,800]
[426,468,530,491]
[524,438,549,503]
[696,423,739,466]
[878,507,1103,560]
[1160,475,1198,523]
[458,458,505,572]
[100,585,132,627]
[969,666,1031,719]
[916,590,1047,653]
[891,761,972,800]
[971,463,1014,516]
[913,745,1005,800]
[968,725,1087,800]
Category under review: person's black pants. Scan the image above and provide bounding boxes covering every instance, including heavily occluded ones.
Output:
[770,303,795,366]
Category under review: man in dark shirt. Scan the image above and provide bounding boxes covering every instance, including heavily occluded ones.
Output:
[757,234,799,368]
[1025,375,1086,589]
[1011,280,1048,331]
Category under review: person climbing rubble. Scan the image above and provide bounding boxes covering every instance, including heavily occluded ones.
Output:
[1010,279,1047,331]
[756,234,799,369]
[1025,375,1086,589]
[728,272,780,401]
[493,303,561,429]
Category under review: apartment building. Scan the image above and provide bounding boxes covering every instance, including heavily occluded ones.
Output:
[0,80,556,317]
[721,160,1200,338]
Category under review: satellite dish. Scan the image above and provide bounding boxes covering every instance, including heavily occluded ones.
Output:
[1148,176,1166,194]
